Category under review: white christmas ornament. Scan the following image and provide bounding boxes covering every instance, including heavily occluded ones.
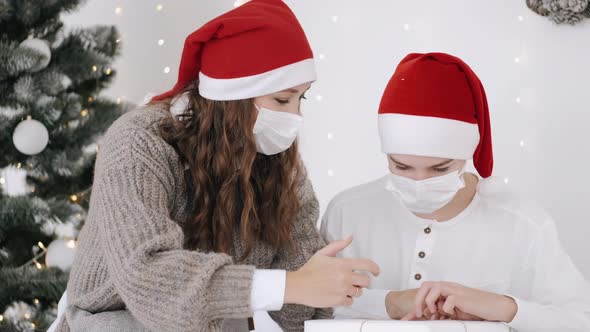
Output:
[19,38,51,72]
[13,118,49,155]
[45,239,77,271]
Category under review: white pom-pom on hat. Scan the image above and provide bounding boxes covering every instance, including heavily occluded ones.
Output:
[477,176,510,197]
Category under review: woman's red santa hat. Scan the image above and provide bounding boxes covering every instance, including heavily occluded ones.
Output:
[378,52,494,179]
[152,0,316,102]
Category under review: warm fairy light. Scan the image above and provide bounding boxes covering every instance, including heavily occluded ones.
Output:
[115,6,123,15]
[38,242,46,250]
[33,299,39,305]
[35,262,43,269]
[92,65,98,72]
[327,132,334,140]
[328,169,334,177]
[316,94,323,102]
[516,97,521,104]
[156,4,163,11]
[520,139,525,148]
[105,68,112,75]
[116,38,121,43]
[31,186,35,193]
[70,194,78,202]
[331,15,339,23]
[518,15,524,21]
[88,96,94,102]
[17,163,22,168]
[24,313,30,320]
[319,54,326,60]
[0,177,4,184]
[31,323,36,329]
[157,39,165,46]
[504,178,509,184]
[116,97,122,104]
[403,23,411,31]
[0,314,3,322]
[67,240,77,249]
[80,109,89,117]
[514,57,520,63]
[163,66,171,74]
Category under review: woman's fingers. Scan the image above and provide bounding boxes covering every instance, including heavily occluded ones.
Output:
[344,258,380,276]
[351,273,371,288]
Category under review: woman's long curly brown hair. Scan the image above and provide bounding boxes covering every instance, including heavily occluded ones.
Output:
[156,84,302,259]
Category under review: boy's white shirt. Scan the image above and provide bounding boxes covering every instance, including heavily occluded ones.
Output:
[321,174,590,332]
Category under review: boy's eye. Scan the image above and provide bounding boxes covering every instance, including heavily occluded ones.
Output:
[395,165,409,171]
[275,98,289,105]
[433,167,450,172]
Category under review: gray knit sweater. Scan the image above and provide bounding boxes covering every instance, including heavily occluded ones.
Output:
[55,106,333,332]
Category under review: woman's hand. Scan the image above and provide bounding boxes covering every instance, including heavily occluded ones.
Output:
[402,281,517,322]
[284,236,380,308]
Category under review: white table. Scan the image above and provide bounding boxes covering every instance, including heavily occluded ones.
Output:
[305,320,511,332]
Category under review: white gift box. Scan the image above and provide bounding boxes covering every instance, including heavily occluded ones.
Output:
[305,320,511,332]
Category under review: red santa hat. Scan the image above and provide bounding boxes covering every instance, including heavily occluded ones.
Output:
[152,0,316,102]
[378,52,493,178]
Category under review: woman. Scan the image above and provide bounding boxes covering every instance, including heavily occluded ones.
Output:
[321,52,590,331]
[54,1,379,331]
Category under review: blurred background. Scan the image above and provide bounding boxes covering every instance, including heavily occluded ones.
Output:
[1,0,589,331]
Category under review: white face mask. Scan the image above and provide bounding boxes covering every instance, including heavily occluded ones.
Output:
[385,166,466,214]
[253,105,303,155]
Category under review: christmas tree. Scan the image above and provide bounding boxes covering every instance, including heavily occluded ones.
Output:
[0,0,125,330]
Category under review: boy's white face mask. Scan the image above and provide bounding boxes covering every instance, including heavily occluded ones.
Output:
[253,105,303,156]
[386,166,466,214]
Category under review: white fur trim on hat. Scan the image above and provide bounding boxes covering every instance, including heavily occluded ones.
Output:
[198,58,316,101]
[378,113,480,160]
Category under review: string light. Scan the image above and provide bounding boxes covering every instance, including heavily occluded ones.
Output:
[327,132,334,140]
[92,65,98,72]
[0,314,3,322]
[70,194,78,202]
[0,177,4,184]
[516,97,521,104]
[24,313,30,320]
[67,240,77,249]
[105,68,112,75]
[319,54,326,60]
[38,242,46,250]
[519,139,526,148]
[80,109,89,117]
[316,94,323,102]
[163,66,171,74]
[17,163,22,168]
[114,6,123,15]
[116,97,122,104]
[331,15,339,23]
[518,15,524,21]
[156,4,163,11]
[504,178,510,184]
[403,23,411,31]
[33,299,39,305]
[116,38,121,44]
[157,39,165,46]
[328,169,334,177]
[31,323,36,329]
[35,262,43,269]
[514,57,521,63]
[88,96,94,102]
[31,186,35,193]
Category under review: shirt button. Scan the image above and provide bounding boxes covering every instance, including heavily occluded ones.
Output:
[414,273,422,281]
[418,251,426,259]
[424,227,431,234]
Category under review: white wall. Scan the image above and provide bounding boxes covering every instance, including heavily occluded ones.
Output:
[62,0,590,286]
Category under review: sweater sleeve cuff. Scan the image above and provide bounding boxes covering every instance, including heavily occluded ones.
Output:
[250,269,286,312]
[206,264,257,319]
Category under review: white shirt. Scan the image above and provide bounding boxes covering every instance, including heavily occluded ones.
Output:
[320,174,590,332]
